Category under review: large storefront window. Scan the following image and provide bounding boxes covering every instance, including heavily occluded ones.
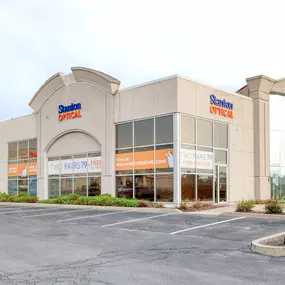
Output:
[47,153,101,197]
[270,95,285,199]
[8,139,38,196]
[116,115,174,202]
[181,115,228,202]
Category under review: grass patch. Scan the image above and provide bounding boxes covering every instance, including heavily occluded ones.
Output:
[0,192,38,203]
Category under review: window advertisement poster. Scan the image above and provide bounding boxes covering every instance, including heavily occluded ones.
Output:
[180,149,213,170]
[48,156,102,175]
[8,162,38,177]
[115,148,174,171]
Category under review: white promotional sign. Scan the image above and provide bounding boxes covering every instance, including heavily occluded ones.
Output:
[180,149,213,170]
[48,156,101,175]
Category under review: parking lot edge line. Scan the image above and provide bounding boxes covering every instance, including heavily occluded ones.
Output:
[0,208,62,215]
[169,216,246,235]
[23,208,97,218]
[101,212,176,227]
[56,210,134,222]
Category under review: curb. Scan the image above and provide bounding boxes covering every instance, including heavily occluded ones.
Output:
[0,202,178,214]
[220,211,285,220]
[251,232,285,256]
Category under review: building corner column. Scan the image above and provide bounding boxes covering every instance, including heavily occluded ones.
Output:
[246,75,275,200]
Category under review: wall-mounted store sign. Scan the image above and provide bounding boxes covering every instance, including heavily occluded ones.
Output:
[58,103,82,121]
[48,156,101,175]
[8,162,38,177]
[209,94,233,118]
[180,149,213,170]
[116,148,174,171]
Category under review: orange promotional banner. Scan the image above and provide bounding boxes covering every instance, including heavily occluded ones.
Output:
[116,148,174,171]
[8,162,38,177]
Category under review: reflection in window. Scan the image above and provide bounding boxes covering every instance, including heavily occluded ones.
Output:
[29,176,37,196]
[197,119,213,146]
[8,180,17,195]
[48,179,60,197]
[8,142,17,160]
[74,177,87,196]
[61,178,73,195]
[134,119,154,146]
[214,123,228,149]
[181,174,195,200]
[88,177,101,196]
[18,141,28,160]
[215,150,227,164]
[18,179,28,194]
[116,123,133,148]
[156,174,173,202]
[181,116,195,145]
[155,116,173,144]
[135,175,154,201]
[117,176,133,199]
[29,139,37,158]
[156,144,174,173]
[197,175,213,201]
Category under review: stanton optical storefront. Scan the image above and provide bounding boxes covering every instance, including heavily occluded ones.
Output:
[0,68,283,205]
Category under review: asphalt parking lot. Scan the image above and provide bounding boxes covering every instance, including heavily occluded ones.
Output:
[1,204,285,285]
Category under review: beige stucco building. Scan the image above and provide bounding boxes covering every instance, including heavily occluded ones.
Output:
[1,67,283,205]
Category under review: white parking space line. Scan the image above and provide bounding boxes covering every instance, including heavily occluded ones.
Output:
[0,208,60,215]
[23,208,97,218]
[57,210,134,223]
[101,213,176,227]
[169,216,246,235]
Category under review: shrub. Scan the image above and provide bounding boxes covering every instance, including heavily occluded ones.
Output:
[236,200,255,212]
[0,192,38,203]
[265,200,284,214]
[180,199,214,212]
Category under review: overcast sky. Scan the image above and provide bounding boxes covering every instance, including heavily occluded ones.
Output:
[1,0,285,120]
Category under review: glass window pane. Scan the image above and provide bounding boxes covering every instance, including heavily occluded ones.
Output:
[155,116,173,144]
[214,123,228,148]
[88,153,102,174]
[60,156,73,177]
[48,179,60,198]
[135,175,154,201]
[117,176,133,198]
[197,119,213,146]
[156,144,174,173]
[181,146,196,173]
[134,119,154,147]
[29,176,37,196]
[8,142,17,161]
[156,174,173,202]
[74,177,87,196]
[18,141,28,160]
[196,147,213,173]
[197,175,213,201]
[134,147,154,173]
[18,160,29,179]
[18,179,28,194]
[215,150,227,164]
[8,180,17,195]
[73,154,88,176]
[48,157,60,177]
[116,123,133,148]
[61,177,73,195]
[8,161,18,179]
[219,166,227,202]
[181,116,195,145]
[181,174,196,200]
[29,139,37,159]
[88,177,101,196]
[116,149,133,174]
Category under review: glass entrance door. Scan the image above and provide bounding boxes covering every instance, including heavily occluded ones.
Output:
[215,165,227,203]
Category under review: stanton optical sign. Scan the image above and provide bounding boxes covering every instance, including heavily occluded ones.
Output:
[209,94,233,118]
[58,103,82,121]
